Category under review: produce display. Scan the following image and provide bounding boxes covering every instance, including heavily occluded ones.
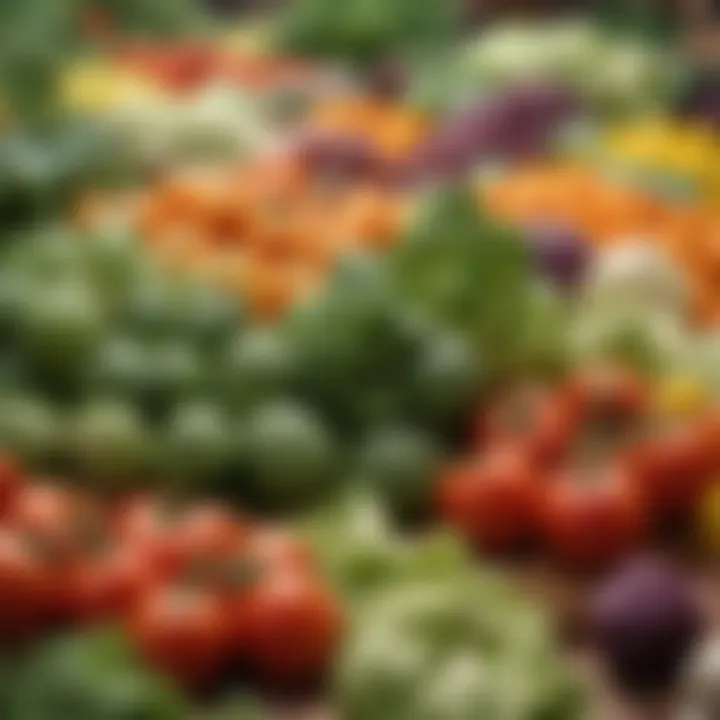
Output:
[308,96,430,175]
[275,0,458,67]
[63,63,278,168]
[485,164,720,325]
[85,159,405,315]
[1,1,719,718]
[308,496,584,719]
[439,367,719,569]
[413,20,686,116]
[61,45,344,171]
[0,456,342,704]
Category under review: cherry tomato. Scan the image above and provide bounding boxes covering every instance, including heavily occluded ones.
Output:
[115,495,184,576]
[479,383,575,467]
[562,364,649,428]
[628,420,717,522]
[207,527,318,662]
[154,48,217,93]
[0,529,49,648]
[216,552,262,662]
[128,584,226,690]
[246,574,343,687]
[118,497,243,581]
[0,454,24,518]
[542,462,648,570]
[443,445,544,555]
[69,543,158,624]
[178,503,245,566]
[7,483,105,560]
[245,526,317,577]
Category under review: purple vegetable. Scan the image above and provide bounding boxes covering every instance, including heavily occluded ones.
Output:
[524,224,590,291]
[406,83,580,183]
[590,557,704,695]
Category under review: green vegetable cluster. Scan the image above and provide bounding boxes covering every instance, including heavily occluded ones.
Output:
[277,0,459,67]
[0,226,336,510]
[0,120,131,233]
[2,629,187,720]
[412,21,687,117]
[0,184,545,520]
[307,496,585,720]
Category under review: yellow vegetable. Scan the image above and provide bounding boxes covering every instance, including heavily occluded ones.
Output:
[654,375,710,419]
[604,120,720,202]
[221,22,272,54]
[61,62,160,113]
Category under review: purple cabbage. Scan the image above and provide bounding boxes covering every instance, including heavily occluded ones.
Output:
[590,556,704,695]
[404,83,581,184]
[524,224,590,292]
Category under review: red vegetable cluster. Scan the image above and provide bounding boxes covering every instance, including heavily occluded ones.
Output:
[0,458,343,693]
[437,365,720,572]
[116,44,317,94]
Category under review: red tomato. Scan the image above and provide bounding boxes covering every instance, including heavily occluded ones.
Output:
[436,458,481,530]
[118,498,243,581]
[207,527,316,662]
[562,364,649,427]
[479,383,575,467]
[245,527,317,577]
[153,47,218,93]
[69,544,157,624]
[542,463,647,570]
[7,483,105,560]
[217,556,261,662]
[246,574,343,687]
[115,495,184,576]
[128,584,226,690]
[0,529,49,648]
[628,420,717,522]
[0,454,24,518]
[447,445,544,554]
[178,503,245,565]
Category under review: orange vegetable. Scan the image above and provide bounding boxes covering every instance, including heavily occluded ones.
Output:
[485,163,720,326]
[81,157,405,319]
[310,98,429,163]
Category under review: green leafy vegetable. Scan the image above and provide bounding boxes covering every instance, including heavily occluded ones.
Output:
[314,498,585,720]
[392,185,532,377]
[277,0,459,67]
[7,629,188,720]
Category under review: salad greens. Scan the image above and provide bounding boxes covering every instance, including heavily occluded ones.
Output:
[6,629,188,720]
[307,495,585,720]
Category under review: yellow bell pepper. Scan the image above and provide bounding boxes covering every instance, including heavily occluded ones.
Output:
[603,120,720,203]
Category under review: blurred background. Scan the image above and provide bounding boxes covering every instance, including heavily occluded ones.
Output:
[0,2,718,720]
